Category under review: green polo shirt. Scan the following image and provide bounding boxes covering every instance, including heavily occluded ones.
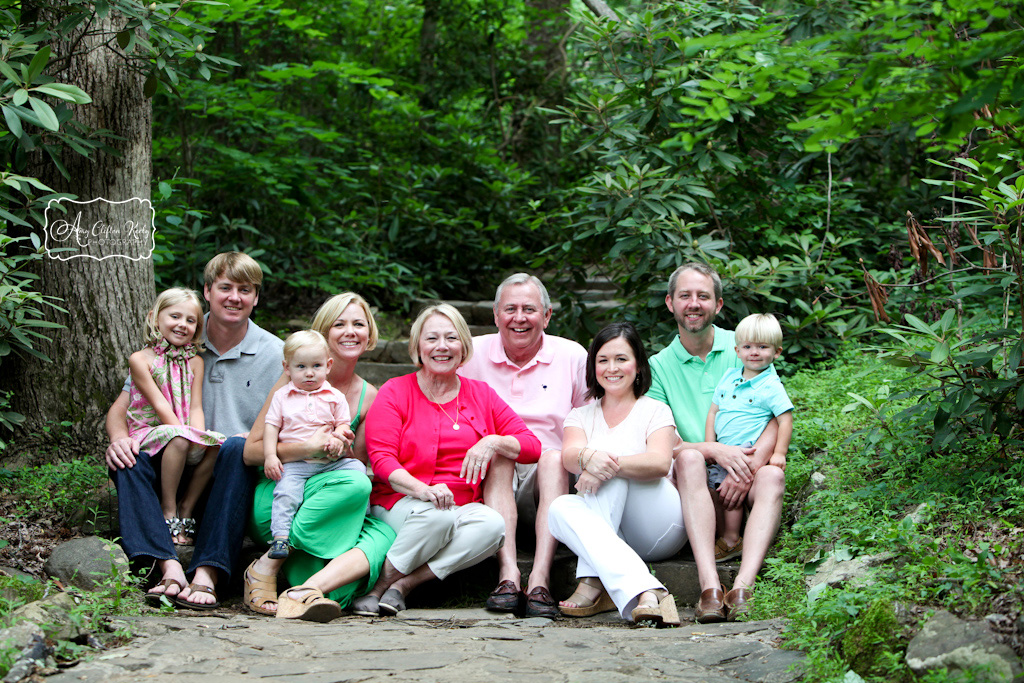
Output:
[648,326,742,443]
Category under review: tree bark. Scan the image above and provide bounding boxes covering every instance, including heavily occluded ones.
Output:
[582,0,617,20]
[504,0,570,167]
[5,3,155,456]
[418,0,440,109]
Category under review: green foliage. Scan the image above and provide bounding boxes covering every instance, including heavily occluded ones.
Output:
[0,235,66,449]
[539,0,897,362]
[0,234,66,364]
[0,569,140,678]
[782,0,1024,166]
[0,2,233,226]
[755,349,1022,682]
[150,0,565,309]
[841,599,900,679]
[1,459,108,525]
[853,157,1024,453]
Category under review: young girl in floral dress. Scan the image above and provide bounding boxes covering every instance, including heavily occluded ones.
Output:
[127,288,224,546]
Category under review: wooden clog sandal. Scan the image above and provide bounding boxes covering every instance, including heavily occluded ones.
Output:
[559,578,616,617]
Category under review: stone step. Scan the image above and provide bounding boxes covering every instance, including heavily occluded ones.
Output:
[553,273,618,292]
[573,288,620,302]
[226,542,735,610]
[414,300,495,326]
[414,548,738,609]
[225,546,736,612]
[360,340,411,364]
[356,361,419,387]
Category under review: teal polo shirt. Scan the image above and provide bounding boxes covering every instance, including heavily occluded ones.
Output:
[712,365,793,446]
[648,326,742,443]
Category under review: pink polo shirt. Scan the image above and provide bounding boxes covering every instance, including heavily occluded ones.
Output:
[265,380,351,446]
[459,333,589,453]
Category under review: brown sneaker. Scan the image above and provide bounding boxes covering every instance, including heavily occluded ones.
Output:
[694,587,726,624]
[714,537,743,563]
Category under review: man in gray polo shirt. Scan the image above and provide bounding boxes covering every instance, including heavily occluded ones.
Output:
[105,252,283,608]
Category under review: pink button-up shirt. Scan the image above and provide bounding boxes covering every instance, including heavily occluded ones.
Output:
[459,333,589,453]
[265,380,351,445]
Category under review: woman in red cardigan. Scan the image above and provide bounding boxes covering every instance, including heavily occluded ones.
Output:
[356,303,541,615]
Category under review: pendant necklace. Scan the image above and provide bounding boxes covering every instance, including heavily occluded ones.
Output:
[426,382,461,430]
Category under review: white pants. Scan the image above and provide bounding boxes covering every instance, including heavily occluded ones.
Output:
[548,477,687,618]
[372,498,505,581]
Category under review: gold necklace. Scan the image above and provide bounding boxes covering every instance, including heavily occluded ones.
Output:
[425,381,461,430]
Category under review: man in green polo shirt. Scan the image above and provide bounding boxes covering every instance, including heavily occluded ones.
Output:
[649,262,784,623]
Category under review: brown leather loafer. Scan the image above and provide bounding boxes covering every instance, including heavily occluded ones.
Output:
[485,580,522,612]
[724,587,752,621]
[694,587,726,624]
[524,586,559,619]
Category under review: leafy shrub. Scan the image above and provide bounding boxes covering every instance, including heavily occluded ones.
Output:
[0,235,66,450]
[537,0,903,363]
[1,459,108,524]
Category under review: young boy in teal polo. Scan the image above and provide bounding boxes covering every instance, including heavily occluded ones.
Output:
[705,313,793,563]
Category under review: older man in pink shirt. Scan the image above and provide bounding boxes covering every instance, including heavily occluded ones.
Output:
[459,273,588,618]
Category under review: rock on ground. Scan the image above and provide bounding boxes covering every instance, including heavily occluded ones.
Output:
[905,610,1023,683]
[3,592,86,643]
[43,536,129,592]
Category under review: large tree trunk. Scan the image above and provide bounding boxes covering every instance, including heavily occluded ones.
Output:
[4,4,155,457]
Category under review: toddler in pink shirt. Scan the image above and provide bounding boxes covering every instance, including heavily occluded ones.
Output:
[263,330,359,559]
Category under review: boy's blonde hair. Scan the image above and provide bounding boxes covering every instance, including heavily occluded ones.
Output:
[146,288,205,349]
[310,292,379,351]
[203,252,264,294]
[735,313,783,349]
[283,330,330,364]
[408,303,474,367]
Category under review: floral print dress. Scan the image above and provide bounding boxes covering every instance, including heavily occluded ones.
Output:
[127,340,224,464]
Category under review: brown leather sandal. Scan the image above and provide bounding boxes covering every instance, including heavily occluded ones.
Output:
[174,583,220,611]
[243,559,278,616]
[144,578,185,606]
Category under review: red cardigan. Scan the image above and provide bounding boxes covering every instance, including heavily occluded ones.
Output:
[366,373,541,509]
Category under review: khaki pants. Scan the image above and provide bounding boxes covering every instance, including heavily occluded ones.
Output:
[372,497,505,580]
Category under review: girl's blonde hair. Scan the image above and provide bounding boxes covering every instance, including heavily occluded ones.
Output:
[735,313,783,349]
[146,288,205,349]
[310,292,379,352]
[408,303,473,367]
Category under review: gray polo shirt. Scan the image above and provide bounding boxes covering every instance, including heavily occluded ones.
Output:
[122,317,284,437]
[200,317,284,436]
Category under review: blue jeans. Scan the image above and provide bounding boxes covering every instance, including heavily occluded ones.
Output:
[110,436,253,579]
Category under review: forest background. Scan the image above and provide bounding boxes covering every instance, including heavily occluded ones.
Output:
[1,0,1023,680]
